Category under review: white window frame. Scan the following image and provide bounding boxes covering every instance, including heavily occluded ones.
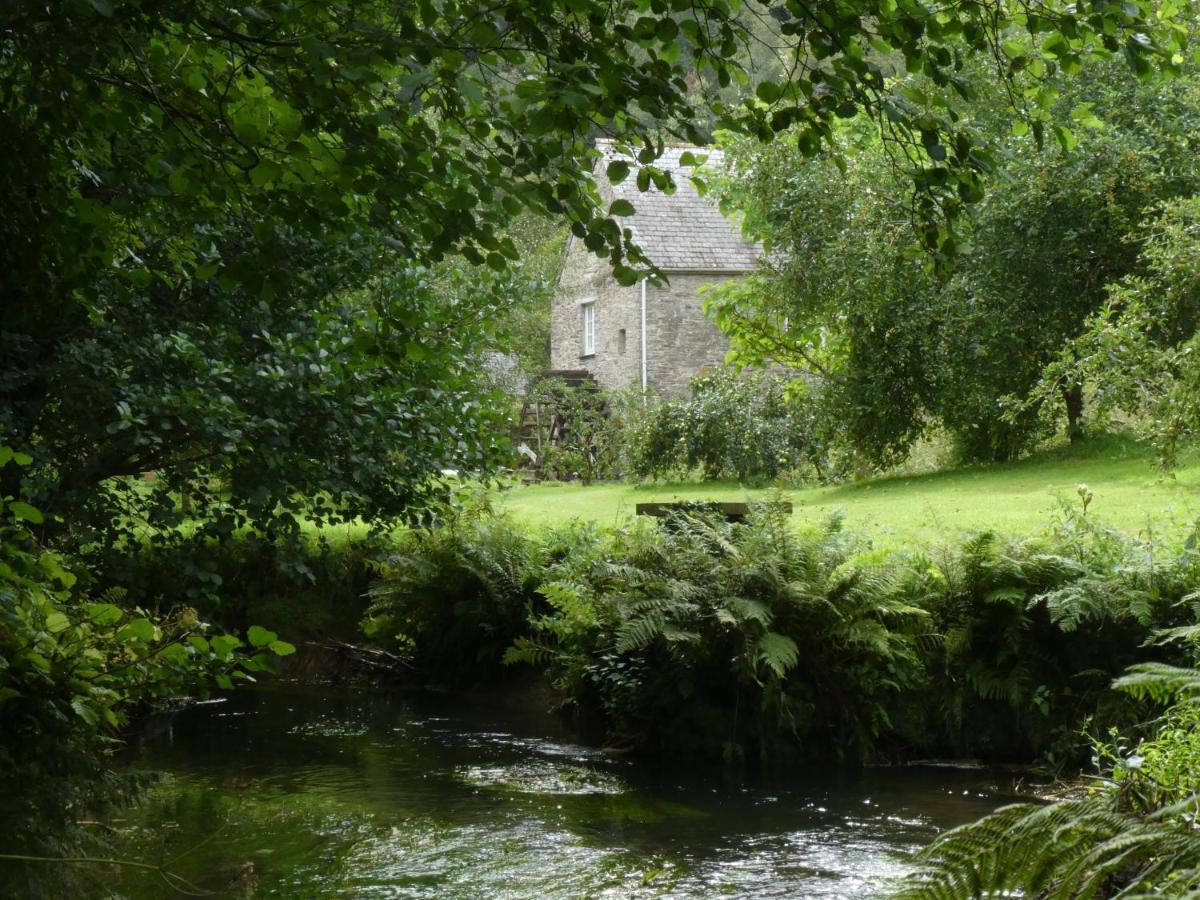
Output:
[581,301,595,356]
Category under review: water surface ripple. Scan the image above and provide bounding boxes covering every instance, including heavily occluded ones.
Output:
[114,686,1013,898]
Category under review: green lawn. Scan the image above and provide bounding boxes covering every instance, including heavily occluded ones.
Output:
[499,438,1200,545]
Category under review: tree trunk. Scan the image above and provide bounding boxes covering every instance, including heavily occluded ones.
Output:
[1063,382,1085,443]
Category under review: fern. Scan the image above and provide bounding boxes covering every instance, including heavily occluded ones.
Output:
[896,625,1200,899]
[1113,663,1200,705]
[615,615,667,654]
[896,794,1200,900]
[503,636,558,667]
[756,632,799,679]
[721,596,773,627]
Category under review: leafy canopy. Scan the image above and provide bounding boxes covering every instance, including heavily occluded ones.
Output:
[0,0,1190,548]
[706,54,1200,465]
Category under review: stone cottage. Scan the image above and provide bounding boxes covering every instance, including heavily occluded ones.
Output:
[549,141,760,397]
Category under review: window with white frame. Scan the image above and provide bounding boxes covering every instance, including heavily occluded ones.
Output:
[581,301,595,356]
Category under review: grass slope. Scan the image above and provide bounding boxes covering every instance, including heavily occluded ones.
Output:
[500,437,1200,545]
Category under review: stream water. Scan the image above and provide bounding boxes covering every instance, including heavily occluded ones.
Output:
[111,684,1023,898]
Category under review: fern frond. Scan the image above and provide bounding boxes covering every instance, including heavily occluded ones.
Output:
[1113,663,1200,704]
[615,615,665,654]
[1153,623,1200,646]
[757,632,799,679]
[503,636,558,667]
[722,596,773,627]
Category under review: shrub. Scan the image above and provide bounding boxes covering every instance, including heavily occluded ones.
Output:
[90,529,385,642]
[507,507,928,762]
[362,497,550,683]
[0,450,291,895]
[361,498,1199,767]
[627,368,831,483]
[525,378,635,483]
[896,627,1200,899]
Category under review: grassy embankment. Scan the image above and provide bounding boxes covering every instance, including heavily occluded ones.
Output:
[500,437,1200,545]
[176,436,1195,641]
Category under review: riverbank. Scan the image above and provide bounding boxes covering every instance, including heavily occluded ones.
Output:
[500,437,1200,544]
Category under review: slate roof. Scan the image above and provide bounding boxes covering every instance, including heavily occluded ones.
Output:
[595,140,760,273]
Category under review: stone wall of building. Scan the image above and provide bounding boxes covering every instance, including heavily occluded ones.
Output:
[642,273,732,397]
[550,237,733,397]
[550,237,642,391]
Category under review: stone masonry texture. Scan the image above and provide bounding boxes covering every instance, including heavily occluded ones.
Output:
[550,142,759,398]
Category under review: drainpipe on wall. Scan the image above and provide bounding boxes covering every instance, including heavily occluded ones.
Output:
[640,278,648,399]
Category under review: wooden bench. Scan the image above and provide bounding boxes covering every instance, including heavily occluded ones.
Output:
[634,501,793,523]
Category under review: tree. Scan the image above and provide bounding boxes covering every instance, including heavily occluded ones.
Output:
[707,55,1200,465]
[0,452,293,893]
[935,60,1200,458]
[704,124,948,467]
[1023,196,1200,467]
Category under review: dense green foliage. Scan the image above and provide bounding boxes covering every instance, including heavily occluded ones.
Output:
[897,628,1200,898]
[524,378,635,484]
[3,0,1189,543]
[12,264,514,562]
[628,368,833,482]
[367,501,1199,765]
[1027,195,1200,469]
[363,499,547,684]
[4,0,1197,886]
[707,57,1200,464]
[0,453,292,894]
[509,508,927,761]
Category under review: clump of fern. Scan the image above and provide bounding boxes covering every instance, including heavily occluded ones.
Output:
[912,505,1195,763]
[363,495,549,683]
[506,505,929,762]
[895,625,1200,900]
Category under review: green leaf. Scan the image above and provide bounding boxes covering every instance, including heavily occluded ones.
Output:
[609,199,635,217]
[1002,38,1026,59]
[606,160,630,185]
[72,699,99,726]
[9,501,43,524]
[985,587,1026,603]
[119,618,157,642]
[188,635,210,653]
[755,81,781,103]
[45,612,71,634]
[211,634,241,659]
[86,603,124,626]
[757,632,799,679]
[38,554,76,588]
[269,640,297,656]
[250,160,282,187]
[159,643,190,664]
[247,625,278,647]
[1053,124,1077,151]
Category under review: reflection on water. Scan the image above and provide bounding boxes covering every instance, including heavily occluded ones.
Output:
[112,685,1017,898]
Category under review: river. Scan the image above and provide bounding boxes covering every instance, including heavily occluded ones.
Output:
[110,684,1022,898]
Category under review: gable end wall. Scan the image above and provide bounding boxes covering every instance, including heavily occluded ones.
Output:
[551,238,733,397]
